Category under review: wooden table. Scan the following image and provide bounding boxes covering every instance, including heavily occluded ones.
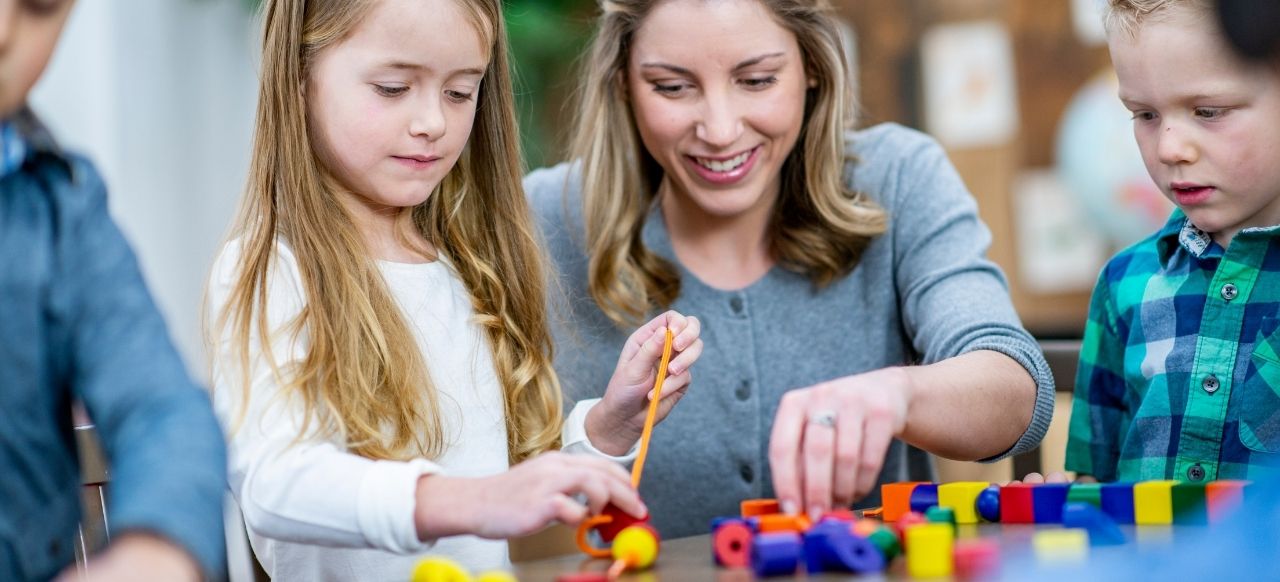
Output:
[512,524,1185,581]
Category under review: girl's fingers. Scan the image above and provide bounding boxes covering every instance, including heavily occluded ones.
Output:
[618,323,660,363]
[549,493,589,526]
[666,338,703,375]
[672,315,699,350]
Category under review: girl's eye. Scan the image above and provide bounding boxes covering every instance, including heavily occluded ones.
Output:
[1131,111,1157,122]
[446,90,474,103]
[373,84,409,97]
[740,76,778,90]
[1195,107,1227,120]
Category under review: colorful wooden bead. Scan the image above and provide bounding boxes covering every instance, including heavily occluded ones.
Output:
[712,519,753,568]
[612,524,660,571]
[909,483,940,514]
[1171,483,1208,525]
[752,532,802,578]
[906,523,954,578]
[1134,480,1176,525]
[1206,480,1251,523]
[1066,482,1102,507]
[975,485,1001,522]
[593,503,649,543]
[953,538,1000,580]
[741,499,781,518]
[1031,483,1071,523]
[474,573,517,582]
[999,483,1035,524]
[938,481,990,525]
[893,511,929,551]
[758,513,810,533]
[881,482,927,522]
[925,506,957,532]
[1100,482,1136,524]
[1062,502,1125,546]
[802,523,885,574]
[1032,529,1088,562]
[866,525,901,562]
[411,557,472,582]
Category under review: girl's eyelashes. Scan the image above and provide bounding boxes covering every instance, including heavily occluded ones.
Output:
[373,84,409,98]
[652,82,689,96]
[445,89,475,103]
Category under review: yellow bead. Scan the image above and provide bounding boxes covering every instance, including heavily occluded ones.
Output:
[1032,529,1089,562]
[474,572,518,582]
[937,481,991,525]
[1134,480,1177,525]
[611,524,660,570]
[906,523,954,578]
[410,557,472,582]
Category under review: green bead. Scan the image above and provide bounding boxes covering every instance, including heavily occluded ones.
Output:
[1067,483,1103,507]
[867,526,901,561]
[925,505,956,528]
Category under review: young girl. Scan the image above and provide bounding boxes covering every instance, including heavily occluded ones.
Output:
[206,0,702,579]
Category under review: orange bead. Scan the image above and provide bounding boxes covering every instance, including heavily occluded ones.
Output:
[741,499,781,517]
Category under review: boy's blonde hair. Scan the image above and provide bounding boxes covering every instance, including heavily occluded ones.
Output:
[1104,0,1214,39]
[570,0,887,328]
[210,0,562,464]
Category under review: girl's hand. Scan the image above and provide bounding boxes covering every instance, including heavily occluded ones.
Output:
[413,452,646,540]
[54,533,201,582]
[586,310,703,455]
[768,367,912,520]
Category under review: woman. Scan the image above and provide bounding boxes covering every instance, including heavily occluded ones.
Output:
[525,0,1054,537]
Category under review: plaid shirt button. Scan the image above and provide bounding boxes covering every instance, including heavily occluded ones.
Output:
[1202,375,1220,394]
[1221,283,1239,301]
[1187,464,1206,481]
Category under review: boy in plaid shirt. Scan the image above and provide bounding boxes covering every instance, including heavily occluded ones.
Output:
[1065,0,1280,482]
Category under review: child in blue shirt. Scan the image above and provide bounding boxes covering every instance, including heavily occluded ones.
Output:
[0,3,227,580]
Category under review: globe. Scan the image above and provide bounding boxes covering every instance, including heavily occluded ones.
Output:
[1056,69,1172,248]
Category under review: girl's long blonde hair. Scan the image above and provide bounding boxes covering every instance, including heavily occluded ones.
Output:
[570,0,888,327]
[210,0,562,464]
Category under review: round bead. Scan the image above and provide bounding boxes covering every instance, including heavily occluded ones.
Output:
[976,485,1002,522]
[410,557,471,582]
[612,523,661,570]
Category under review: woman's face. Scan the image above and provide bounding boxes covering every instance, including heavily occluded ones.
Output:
[627,0,810,221]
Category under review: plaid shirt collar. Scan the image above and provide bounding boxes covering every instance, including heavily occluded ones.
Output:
[0,107,65,180]
[1156,209,1280,263]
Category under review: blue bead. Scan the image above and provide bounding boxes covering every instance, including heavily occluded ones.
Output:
[1062,502,1126,546]
[753,532,801,577]
[976,485,1001,522]
[1031,483,1071,523]
[803,527,885,574]
[1100,482,1137,524]
[909,483,939,513]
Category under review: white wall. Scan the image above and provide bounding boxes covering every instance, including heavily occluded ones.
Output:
[31,0,260,378]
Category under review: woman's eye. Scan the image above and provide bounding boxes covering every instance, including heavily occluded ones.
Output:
[373,85,409,97]
[740,76,778,90]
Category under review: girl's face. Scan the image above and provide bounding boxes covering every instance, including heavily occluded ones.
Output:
[627,0,809,221]
[307,0,487,223]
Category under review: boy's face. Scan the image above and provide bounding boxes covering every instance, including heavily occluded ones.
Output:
[1110,8,1280,246]
[0,0,75,119]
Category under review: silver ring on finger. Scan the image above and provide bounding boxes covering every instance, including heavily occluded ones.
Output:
[807,409,837,428]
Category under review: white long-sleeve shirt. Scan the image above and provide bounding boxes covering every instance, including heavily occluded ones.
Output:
[208,241,630,581]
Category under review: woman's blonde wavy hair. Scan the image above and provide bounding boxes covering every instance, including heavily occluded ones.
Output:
[570,0,888,328]
[209,0,562,464]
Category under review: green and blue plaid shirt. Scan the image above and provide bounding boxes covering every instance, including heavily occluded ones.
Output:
[1066,210,1280,482]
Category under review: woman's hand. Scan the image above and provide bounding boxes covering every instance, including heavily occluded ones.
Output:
[54,533,201,582]
[768,367,913,520]
[414,451,646,540]
[586,310,703,456]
